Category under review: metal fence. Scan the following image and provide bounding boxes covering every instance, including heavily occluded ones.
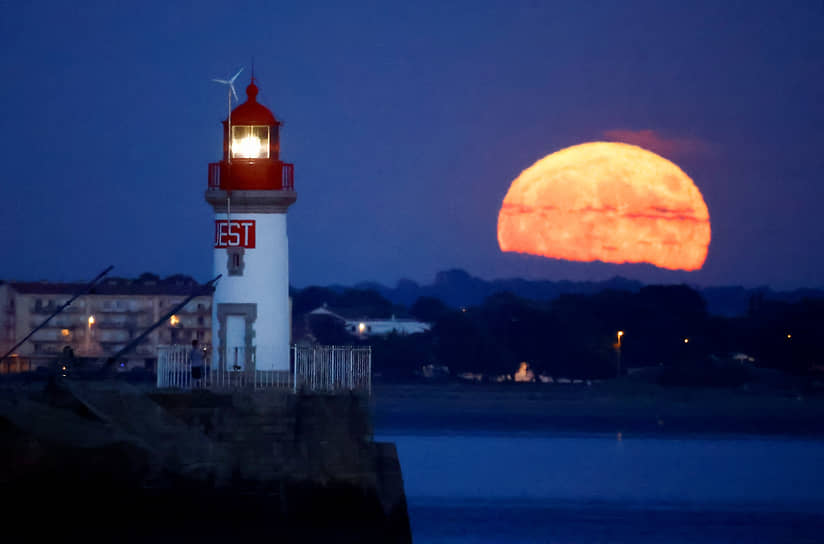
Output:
[292,345,372,393]
[156,344,371,395]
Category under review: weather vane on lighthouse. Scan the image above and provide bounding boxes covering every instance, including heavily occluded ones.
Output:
[206,69,297,375]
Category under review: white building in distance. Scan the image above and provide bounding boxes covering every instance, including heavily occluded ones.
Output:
[308,305,431,338]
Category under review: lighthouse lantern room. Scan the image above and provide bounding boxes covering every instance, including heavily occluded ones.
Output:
[206,77,296,373]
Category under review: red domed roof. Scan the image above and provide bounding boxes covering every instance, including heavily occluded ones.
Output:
[227,80,279,126]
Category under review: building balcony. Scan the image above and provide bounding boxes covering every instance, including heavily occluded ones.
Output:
[173,306,211,315]
[208,161,294,191]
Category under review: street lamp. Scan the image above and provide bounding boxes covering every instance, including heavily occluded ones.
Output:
[86,315,95,353]
[616,330,624,378]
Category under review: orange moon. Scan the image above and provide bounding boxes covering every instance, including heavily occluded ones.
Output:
[497,142,711,271]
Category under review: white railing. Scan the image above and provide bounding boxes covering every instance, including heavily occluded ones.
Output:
[156,344,192,389]
[156,344,371,394]
[292,345,372,393]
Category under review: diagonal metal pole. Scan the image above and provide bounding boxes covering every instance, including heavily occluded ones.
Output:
[0,265,114,362]
[99,274,222,373]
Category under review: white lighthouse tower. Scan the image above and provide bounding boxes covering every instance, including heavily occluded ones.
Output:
[205,77,296,372]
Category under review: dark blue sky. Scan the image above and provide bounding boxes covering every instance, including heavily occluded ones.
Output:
[1,1,822,289]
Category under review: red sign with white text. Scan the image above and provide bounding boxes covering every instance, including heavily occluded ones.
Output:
[214,220,256,248]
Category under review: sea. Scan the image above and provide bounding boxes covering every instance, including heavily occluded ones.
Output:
[374,430,824,543]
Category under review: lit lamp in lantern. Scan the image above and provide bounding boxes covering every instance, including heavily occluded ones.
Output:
[231,125,270,159]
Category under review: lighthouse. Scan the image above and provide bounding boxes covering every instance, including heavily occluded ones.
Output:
[205,77,296,372]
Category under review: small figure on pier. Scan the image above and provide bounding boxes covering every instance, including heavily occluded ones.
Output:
[190,339,205,389]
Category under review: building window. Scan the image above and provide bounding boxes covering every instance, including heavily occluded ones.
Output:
[227,247,245,276]
[198,316,205,326]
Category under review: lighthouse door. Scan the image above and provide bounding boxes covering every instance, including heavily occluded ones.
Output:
[225,315,246,371]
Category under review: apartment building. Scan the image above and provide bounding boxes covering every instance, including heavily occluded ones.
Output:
[0,274,213,370]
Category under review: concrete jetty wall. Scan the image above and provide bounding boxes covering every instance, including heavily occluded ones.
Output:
[0,382,412,543]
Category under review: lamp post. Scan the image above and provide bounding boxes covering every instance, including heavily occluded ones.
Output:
[616,330,624,378]
[86,315,95,354]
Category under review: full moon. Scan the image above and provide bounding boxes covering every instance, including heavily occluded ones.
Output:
[497,142,711,271]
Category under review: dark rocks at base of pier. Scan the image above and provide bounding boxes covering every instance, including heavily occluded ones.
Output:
[0,382,411,543]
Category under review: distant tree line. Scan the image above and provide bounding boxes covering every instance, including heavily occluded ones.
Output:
[292,285,824,386]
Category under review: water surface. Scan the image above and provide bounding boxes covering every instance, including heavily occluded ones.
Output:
[378,432,824,543]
